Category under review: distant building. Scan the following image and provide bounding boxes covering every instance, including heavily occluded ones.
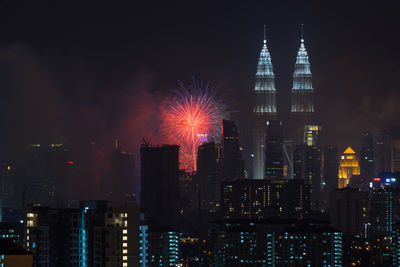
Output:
[211,219,342,266]
[252,28,278,179]
[197,142,222,213]
[265,121,284,180]
[360,131,374,181]
[290,38,315,146]
[222,119,243,181]
[330,187,369,236]
[22,143,69,207]
[338,147,360,189]
[324,146,339,194]
[221,179,310,220]
[293,143,322,211]
[109,145,136,204]
[369,188,393,240]
[140,145,180,227]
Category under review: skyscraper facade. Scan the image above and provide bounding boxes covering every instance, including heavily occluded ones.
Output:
[360,131,374,181]
[222,119,242,181]
[253,27,277,179]
[338,147,360,189]
[265,121,284,180]
[291,38,315,145]
[140,145,180,227]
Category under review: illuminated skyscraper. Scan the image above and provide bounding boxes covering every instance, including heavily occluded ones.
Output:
[291,30,315,145]
[253,26,277,179]
[338,147,360,188]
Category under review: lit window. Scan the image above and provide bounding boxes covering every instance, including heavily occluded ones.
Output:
[123,242,127,247]
[123,236,128,241]
[123,256,128,261]
[123,229,127,234]
[123,249,128,254]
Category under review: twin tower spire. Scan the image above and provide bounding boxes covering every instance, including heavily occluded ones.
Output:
[252,25,314,180]
[253,25,314,115]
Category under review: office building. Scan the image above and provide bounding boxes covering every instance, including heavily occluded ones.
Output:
[330,187,369,236]
[221,179,310,220]
[22,143,69,207]
[324,146,339,193]
[265,121,284,180]
[140,145,180,227]
[222,119,243,181]
[338,147,360,189]
[360,131,374,181]
[291,36,315,146]
[253,27,278,179]
[197,142,222,213]
[293,143,322,211]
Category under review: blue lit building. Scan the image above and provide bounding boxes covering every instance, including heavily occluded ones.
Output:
[24,201,139,267]
[211,219,342,266]
[392,222,400,265]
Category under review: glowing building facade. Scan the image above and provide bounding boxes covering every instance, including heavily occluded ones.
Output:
[291,37,315,146]
[253,27,277,179]
[338,147,360,188]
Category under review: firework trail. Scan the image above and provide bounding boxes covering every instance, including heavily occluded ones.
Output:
[162,78,223,172]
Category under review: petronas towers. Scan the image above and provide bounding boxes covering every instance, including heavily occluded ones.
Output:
[252,26,315,179]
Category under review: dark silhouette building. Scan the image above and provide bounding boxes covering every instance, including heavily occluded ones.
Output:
[222,119,243,181]
[221,179,310,220]
[294,144,322,211]
[109,145,136,204]
[22,143,70,207]
[197,142,221,213]
[360,131,374,181]
[140,145,180,227]
[324,146,339,194]
[265,121,284,180]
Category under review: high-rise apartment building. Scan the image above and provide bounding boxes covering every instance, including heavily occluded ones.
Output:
[212,219,342,266]
[221,179,310,220]
[24,201,139,267]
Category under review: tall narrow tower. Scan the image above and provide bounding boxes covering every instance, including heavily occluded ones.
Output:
[291,27,315,145]
[253,26,277,179]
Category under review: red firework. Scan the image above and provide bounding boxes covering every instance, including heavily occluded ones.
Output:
[163,80,221,172]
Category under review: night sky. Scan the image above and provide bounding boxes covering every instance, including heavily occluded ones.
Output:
[0,1,399,160]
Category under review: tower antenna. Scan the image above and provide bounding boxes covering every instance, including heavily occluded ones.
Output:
[263,25,266,44]
[301,24,304,42]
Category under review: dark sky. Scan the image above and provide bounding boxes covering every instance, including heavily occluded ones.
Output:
[0,0,399,159]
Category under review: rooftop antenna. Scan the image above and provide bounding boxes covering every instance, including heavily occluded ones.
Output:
[301,23,304,42]
[263,25,267,44]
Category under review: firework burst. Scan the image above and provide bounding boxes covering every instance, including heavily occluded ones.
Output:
[162,78,223,172]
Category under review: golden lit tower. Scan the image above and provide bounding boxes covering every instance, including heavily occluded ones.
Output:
[338,147,360,188]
